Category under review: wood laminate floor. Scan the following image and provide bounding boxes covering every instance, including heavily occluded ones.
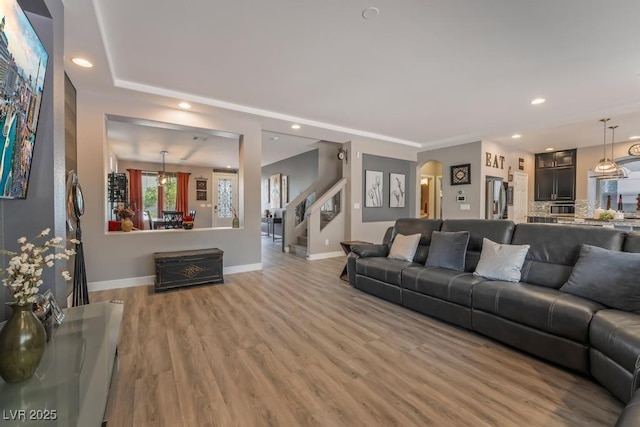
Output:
[91,237,623,426]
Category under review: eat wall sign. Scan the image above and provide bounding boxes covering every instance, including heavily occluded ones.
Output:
[485,153,505,169]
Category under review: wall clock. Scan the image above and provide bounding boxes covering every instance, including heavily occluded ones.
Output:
[451,164,471,185]
[629,144,640,156]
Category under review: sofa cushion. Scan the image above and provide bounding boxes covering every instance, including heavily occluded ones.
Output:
[403,266,486,307]
[472,281,605,343]
[425,231,470,271]
[391,218,443,264]
[351,244,388,258]
[560,245,640,312]
[441,219,515,272]
[511,223,625,289]
[388,233,421,262]
[590,309,640,374]
[356,257,419,286]
[623,231,640,253]
[473,238,530,282]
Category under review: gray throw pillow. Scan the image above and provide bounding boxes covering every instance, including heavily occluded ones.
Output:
[474,238,530,282]
[560,245,640,312]
[425,231,470,271]
[388,233,421,262]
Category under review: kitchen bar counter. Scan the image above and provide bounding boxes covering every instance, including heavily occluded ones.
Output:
[556,218,640,230]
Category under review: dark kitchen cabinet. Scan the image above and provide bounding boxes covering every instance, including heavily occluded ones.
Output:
[536,149,576,169]
[535,149,576,201]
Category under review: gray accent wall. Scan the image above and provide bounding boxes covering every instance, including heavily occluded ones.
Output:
[0,0,65,320]
[362,154,416,222]
[261,149,318,211]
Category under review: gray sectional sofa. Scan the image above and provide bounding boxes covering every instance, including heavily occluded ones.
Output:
[346,218,640,425]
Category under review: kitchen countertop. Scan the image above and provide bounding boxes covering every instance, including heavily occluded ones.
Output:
[556,218,640,227]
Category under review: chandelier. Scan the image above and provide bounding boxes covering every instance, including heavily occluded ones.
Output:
[158,151,168,186]
[589,119,626,179]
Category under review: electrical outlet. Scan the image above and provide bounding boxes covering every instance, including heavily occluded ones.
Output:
[325,239,329,245]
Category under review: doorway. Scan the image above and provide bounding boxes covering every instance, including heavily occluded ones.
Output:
[420,161,443,219]
[212,171,238,228]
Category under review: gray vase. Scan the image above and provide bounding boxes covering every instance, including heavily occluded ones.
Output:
[0,302,46,383]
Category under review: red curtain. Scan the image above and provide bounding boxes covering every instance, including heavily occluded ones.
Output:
[176,172,190,214]
[128,169,143,229]
[158,184,164,219]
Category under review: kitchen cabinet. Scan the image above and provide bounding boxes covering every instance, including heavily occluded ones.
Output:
[535,149,576,201]
[536,149,576,169]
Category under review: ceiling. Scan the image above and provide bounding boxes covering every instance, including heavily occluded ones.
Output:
[64,0,640,155]
[106,116,320,168]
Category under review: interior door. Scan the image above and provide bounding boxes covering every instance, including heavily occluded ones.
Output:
[212,172,238,228]
[513,172,528,223]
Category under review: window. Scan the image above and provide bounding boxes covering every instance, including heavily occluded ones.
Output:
[142,171,176,219]
[597,168,640,212]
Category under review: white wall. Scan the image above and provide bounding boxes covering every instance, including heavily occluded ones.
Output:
[481,140,535,219]
[77,90,263,289]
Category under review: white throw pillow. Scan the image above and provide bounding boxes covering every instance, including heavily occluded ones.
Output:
[388,233,421,262]
[474,238,530,282]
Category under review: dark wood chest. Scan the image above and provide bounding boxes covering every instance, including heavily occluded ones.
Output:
[153,248,224,292]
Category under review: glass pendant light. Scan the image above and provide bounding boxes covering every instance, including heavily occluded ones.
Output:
[157,151,168,186]
[589,119,625,179]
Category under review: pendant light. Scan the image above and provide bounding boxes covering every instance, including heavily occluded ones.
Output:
[609,125,629,179]
[158,151,168,186]
[589,119,625,179]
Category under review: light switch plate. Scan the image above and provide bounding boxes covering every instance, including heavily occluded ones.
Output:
[460,204,470,211]
[354,203,360,209]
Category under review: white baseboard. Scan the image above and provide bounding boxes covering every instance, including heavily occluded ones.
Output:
[88,275,155,292]
[307,251,344,261]
[224,263,263,275]
[87,263,263,292]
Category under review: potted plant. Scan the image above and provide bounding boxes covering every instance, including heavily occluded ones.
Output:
[0,228,76,382]
[115,206,135,232]
[182,214,194,229]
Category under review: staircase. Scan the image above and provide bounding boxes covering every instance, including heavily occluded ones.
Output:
[289,232,308,259]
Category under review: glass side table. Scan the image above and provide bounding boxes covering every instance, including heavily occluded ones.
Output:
[0,301,123,426]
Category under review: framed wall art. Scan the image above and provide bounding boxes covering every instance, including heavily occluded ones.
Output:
[389,173,405,208]
[270,173,281,209]
[196,179,207,191]
[365,170,383,207]
[264,178,270,203]
[281,175,288,204]
[450,164,471,185]
[196,190,207,201]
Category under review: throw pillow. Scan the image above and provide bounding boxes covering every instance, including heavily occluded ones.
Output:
[474,238,530,282]
[560,245,640,312]
[388,233,421,262]
[425,231,470,271]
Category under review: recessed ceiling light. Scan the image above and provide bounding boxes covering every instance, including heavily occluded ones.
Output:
[270,136,279,141]
[362,7,380,20]
[630,136,640,140]
[291,124,301,129]
[545,147,554,151]
[71,57,93,68]
[531,98,546,105]
[178,102,191,109]
[512,134,522,139]
[226,165,231,168]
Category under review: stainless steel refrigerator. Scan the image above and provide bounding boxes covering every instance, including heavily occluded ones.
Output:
[486,177,508,220]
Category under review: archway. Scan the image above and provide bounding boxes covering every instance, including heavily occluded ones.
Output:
[419,160,443,219]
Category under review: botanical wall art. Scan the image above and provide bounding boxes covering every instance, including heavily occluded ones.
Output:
[282,175,288,204]
[270,173,281,209]
[365,170,383,207]
[389,173,405,208]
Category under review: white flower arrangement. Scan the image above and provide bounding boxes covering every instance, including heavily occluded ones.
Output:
[0,228,78,305]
